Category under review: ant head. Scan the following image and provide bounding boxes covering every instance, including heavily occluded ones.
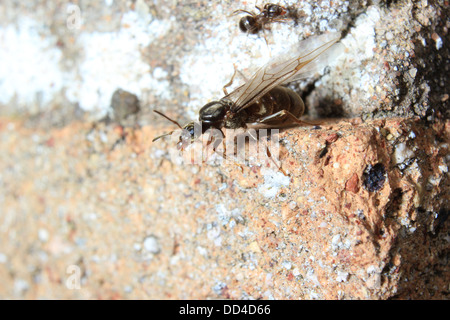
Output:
[152,110,203,151]
[177,121,198,150]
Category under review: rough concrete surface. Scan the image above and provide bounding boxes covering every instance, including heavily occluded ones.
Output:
[0,0,448,299]
[0,117,448,299]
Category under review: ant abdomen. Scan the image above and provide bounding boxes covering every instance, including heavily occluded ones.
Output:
[239,16,261,34]
[243,86,304,126]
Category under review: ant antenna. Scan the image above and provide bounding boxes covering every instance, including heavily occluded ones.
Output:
[152,131,175,142]
[152,110,183,142]
[153,110,183,129]
[232,9,255,16]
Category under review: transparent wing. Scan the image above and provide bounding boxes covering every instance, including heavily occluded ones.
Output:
[224,32,344,113]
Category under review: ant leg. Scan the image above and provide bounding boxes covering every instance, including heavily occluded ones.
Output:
[265,144,288,176]
[269,17,289,25]
[223,64,238,96]
[213,133,245,172]
[203,128,227,162]
[237,69,248,82]
[207,130,246,172]
[257,110,321,126]
[261,27,270,51]
[214,135,227,161]
[204,131,223,162]
[204,134,214,162]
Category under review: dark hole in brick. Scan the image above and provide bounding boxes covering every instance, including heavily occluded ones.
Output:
[363,163,386,192]
[434,208,449,234]
[385,188,404,217]
[319,145,328,158]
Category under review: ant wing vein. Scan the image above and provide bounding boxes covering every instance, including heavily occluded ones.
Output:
[225,33,342,113]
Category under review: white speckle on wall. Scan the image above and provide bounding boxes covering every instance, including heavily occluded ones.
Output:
[258,167,290,198]
[343,6,380,62]
[393,142,415,165]
[143,235,160,254]
[0,17,64,109]
[317,5,383,102]
[434,34,443,50]
[0,10,172,118]
[65,11,173,118]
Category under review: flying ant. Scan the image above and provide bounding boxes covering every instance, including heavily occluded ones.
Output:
[153,33,344,173]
